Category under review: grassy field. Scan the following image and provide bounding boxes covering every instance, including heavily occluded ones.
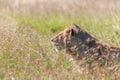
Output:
[0,0,120,80]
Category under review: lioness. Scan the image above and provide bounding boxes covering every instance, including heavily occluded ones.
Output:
[51,24,120,67]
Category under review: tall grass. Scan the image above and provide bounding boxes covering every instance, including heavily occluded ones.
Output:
[0,0,120,80]
[16,15,120,46]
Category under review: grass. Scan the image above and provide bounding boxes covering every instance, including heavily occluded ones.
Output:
[16,15,72,34]
[0,14,120,80]
[17,15,120,46]
[0,0,120,80]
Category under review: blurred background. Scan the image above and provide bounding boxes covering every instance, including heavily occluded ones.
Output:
[1,0,120,16]
[0,0,120,80]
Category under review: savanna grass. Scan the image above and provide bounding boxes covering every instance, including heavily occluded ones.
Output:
[0,14,119,80]
[0,0,120,80]
[17,15,120,46]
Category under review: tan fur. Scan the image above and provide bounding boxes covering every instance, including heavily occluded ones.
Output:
[51,24,120,68]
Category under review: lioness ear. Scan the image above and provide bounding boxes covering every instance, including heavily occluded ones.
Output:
[70,29,75,36]
[73,24,81,30]
[71,24,80,35]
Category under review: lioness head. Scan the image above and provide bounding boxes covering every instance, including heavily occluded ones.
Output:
[51,24,97,53]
